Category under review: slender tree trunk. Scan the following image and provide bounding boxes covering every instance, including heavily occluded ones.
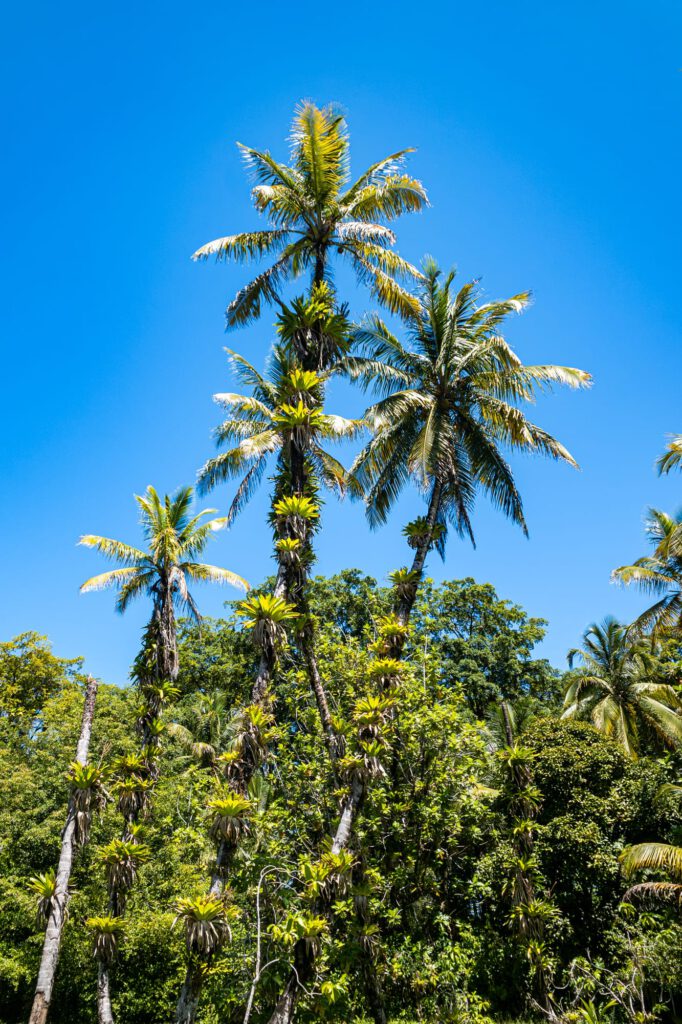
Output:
[97,964,115,1024]
[158,594,179,681]
[397,480,443,626]
[29,676,99,1024]
[263,485,445,1023]
[176,963,203,1024]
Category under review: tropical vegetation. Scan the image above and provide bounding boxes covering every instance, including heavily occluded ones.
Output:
[2,102,681,1024]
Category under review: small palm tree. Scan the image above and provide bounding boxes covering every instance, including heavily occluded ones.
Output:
[347,258,589,621]
[656,434,682,475]
[79,485,247,680]
[612,509,682,637]
[562,618,682,757]
[620,841,682,905]
[193,102,427,327]
[197,344,361,522]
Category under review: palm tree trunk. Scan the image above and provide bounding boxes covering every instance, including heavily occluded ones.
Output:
[397,481,443,626]
[157,593,179,681]
[176,964,203,1024]
[97,963,115,1024]
[262,486,445,1022]
[28,676,99,1024]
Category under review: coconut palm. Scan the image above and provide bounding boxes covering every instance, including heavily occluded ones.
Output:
[193,102,427,327]
[657,434,682,475]
[562,618,682,757]
[79,485,247,680]
[197,344,361,524]
[620,842,682,906]
[347,258,590,623]
[612,509,682,636]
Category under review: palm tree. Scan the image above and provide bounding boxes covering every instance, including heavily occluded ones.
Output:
[621,784,682,906]
[562,618,682,757]
[197,343,360,523]
[29,677,99,1024]
[612,509,682,636]
[347,258,590,624]
[193,102,427,327]
[656,434,682,475]
[79,485,247,680]
[197,325,361,750]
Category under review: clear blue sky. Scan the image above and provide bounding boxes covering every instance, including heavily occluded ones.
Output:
[2,1,681,685]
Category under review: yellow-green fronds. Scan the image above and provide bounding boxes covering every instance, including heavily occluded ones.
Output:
[207,791,252,843]
[139,682,180,713]
[376,614,409,638]
[359,739,387,778]
[273,495,320,521]
[403,517,446,550]
[28,869,56,928]
[367,658,406,686]
[353,694,395,739]
[68,763,106,790]
[112,776,154,819]
[86,916,125,965]
[620,842,682,881]
[273,402,327,443]
[100,839,151,893]
[68,763,108,846]
[173,895,238,956]
[498,744,536,770]
[236,594,299,648]
[299,850,354,900]
[269,912,327,953]
[275,537,303,564]
[281,369,322,402]
[388,567,420,597]
[111,753,148,779]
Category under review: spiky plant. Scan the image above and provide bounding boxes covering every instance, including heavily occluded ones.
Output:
[67,763,107,846]
[195,339,358,524]
[100,839,151,894]
[173,896,236,956]
[28,869,57,929]
[207,792,252,844]
[236,594,299,650]
[192,101,427,328]
[86,916,125,966]
[113,776,154,820]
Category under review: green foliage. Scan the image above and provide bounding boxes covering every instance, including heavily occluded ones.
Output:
[2,572,680,1023]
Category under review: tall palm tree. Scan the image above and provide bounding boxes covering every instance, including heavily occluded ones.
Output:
[197,335,361,749]
[612,509,682,637]
[79,485,247,680]
[657,434,682,475]
[261,262,590,1024]
[562,618,682,757]
[347,258,590,623]
[193,101,427,327]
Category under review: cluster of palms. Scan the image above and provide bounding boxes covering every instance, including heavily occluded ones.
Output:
[562,434,682,908]
[30,102,598,1024]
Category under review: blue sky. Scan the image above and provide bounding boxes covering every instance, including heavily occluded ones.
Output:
[2,1,681,685]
